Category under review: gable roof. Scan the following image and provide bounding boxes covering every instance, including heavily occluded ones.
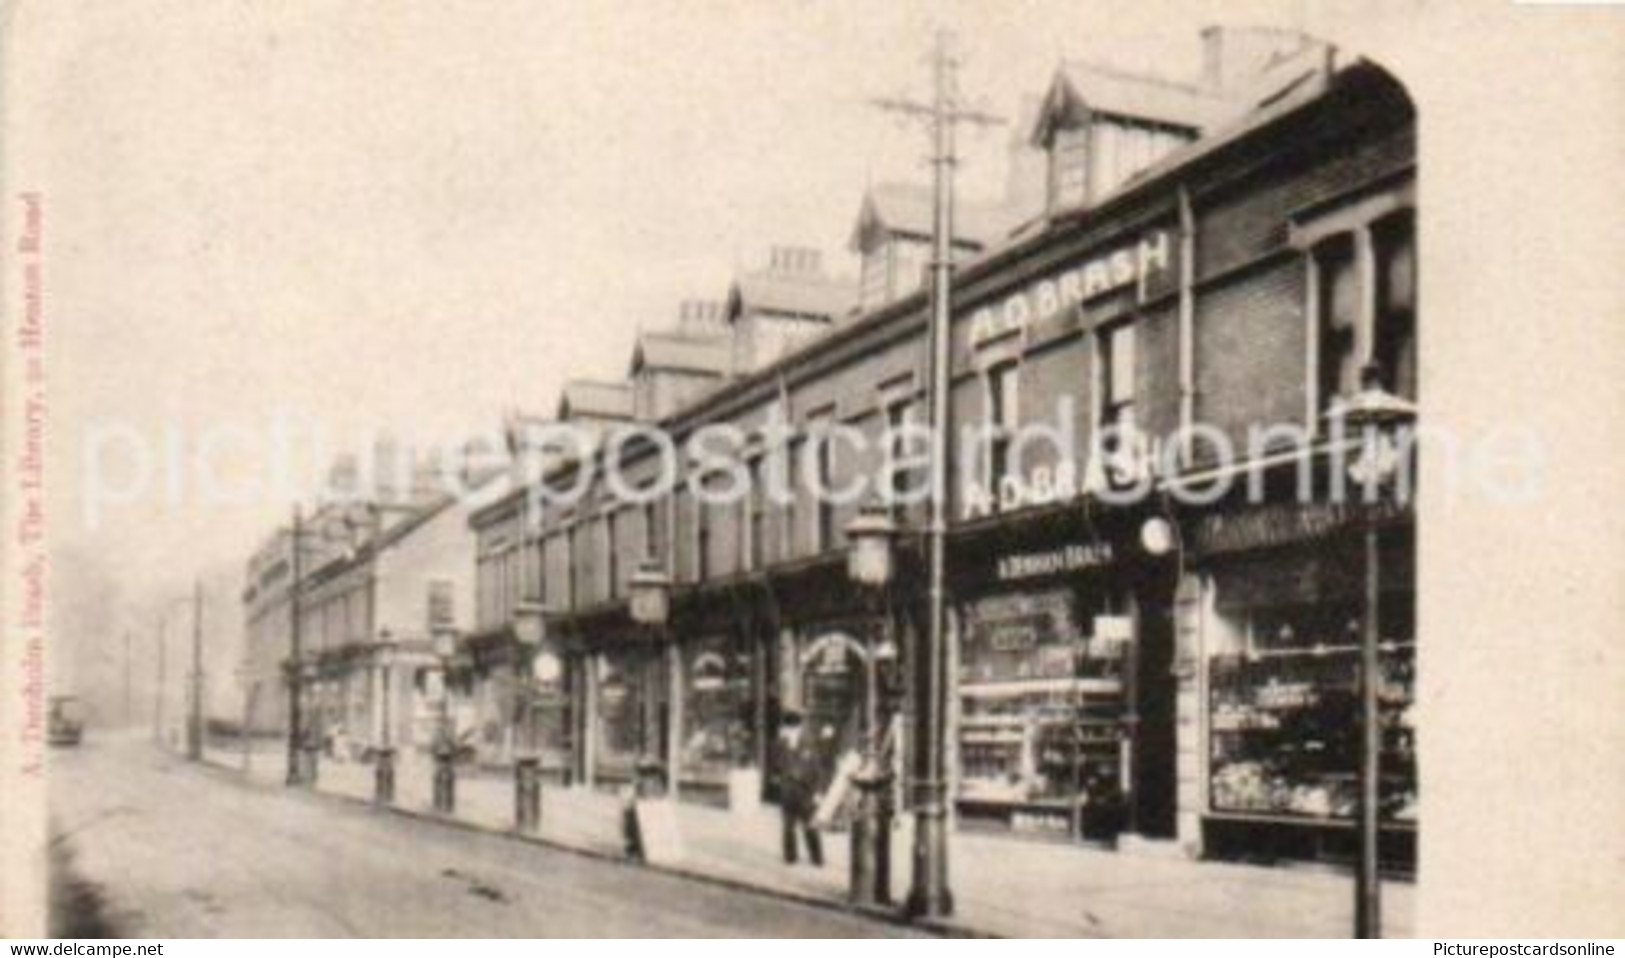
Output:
[556,379,634,421]
[848,182,1016,252]
[1030,61,1238,144]
[629,331,732,377]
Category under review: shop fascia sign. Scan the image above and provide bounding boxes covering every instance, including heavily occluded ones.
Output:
[966,230,1173,352]
[995,541,1115,583]
[1190,499,1411,555]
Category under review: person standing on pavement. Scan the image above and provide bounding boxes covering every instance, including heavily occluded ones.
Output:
[772,710,824,867]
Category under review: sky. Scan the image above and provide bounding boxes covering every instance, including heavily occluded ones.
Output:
[6,0,1420,710]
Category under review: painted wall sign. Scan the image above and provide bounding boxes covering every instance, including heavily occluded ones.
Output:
[961,430,1161,521]
[967,230,1173,351]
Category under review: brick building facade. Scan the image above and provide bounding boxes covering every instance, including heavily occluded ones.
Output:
[461,46,1417,867]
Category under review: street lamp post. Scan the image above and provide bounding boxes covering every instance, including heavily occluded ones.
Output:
[286,505,310,786]
[846,503,900,907]
[1325,363,1417,940]
[298,660,322,785]
[431,624,460,814]
[628,560,674,796]
[513,601,553,832]
[374,638,397,805]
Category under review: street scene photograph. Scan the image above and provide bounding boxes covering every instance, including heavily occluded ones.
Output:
[2,0,1620,944]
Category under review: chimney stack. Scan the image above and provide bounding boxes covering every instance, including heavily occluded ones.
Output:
[1201,25,1319,94]
[677,299,726,336]
[768,245,823,276]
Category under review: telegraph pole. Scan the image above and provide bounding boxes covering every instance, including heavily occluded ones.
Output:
[872,29,1001,920]
[187,577,205,761]
[286,505,306,785]
[124,631,133,727]
[153,616,167,744]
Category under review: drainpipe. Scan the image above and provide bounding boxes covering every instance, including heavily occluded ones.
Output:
[1177,185,1197,460]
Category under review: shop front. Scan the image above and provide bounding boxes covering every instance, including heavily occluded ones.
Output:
[1192,500,1417,870]
[592,642,669,787]
[773,615,905,826]
[949,504,1182,844]
[676,631,759,806]
[464,630,522,766]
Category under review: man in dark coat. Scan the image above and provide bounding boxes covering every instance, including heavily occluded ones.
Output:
[772,710,824,866]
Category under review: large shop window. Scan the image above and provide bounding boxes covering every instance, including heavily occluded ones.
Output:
[596,650,655,781]
[1207,544,1417,828]
[680,635,757,789]
[957,586,1132,838]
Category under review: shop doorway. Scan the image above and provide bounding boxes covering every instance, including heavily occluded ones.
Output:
[1130,577,1179,838]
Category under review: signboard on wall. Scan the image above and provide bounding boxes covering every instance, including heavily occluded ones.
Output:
[996,541,1114,583]
[966,230,1174,352]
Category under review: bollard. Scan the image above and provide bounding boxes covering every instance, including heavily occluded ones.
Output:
[515,756,541,833]
[432,746,456,814]
[374,747,396,805]
[848,755,894,907]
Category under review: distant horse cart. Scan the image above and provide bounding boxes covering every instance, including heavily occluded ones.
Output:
[48,695,85,747]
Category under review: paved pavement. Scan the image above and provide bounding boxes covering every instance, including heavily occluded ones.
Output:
[48,736,923,937]
[210,740,1415,938]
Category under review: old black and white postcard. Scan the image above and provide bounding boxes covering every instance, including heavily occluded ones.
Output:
[1,0,1620,942]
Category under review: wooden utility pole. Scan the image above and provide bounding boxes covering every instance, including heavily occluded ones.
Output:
[187,577,205,761]
[871,29,1001,920]
[124,631,133,727]
[286,505,305,784]
[153,616,167,743]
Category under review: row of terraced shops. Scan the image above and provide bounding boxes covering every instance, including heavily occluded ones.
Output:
[449,58,1418,870]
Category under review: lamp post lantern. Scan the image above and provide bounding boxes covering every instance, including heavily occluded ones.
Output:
[846,503,899,906]
[1324,363,1417,939]
[628,561,672,630]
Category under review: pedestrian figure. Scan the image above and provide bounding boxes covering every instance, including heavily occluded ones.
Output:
[773,710,824,867]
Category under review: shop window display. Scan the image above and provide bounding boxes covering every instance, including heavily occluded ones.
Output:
[956,587,1130,838]
[1208,595,1417,825]
[596,651,651,780]
[680,636,757,788]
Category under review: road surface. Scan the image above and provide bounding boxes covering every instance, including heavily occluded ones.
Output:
[49,736,921,938]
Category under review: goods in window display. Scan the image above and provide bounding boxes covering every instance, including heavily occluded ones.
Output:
[1208,634,1417,824]
[680,641,756,787]
[956,587,1130,836]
